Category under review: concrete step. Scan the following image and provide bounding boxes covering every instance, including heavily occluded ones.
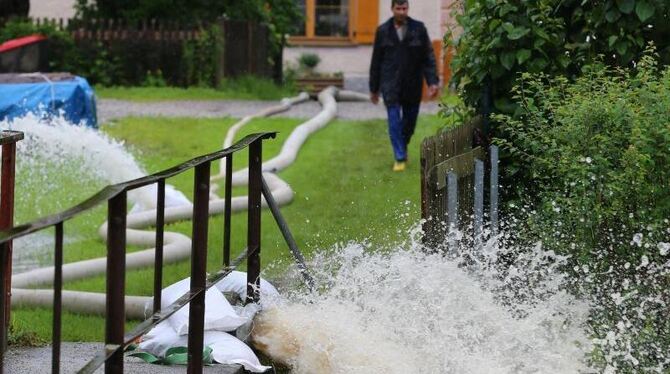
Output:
[5,342,246,373]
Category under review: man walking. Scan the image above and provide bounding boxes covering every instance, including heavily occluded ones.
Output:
[370,0,439,172]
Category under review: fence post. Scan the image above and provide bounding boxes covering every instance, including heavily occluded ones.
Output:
[247,140,262,304]
[105,192,127,374]
[474,160,484,251]
[490,146,499,239]
[0,131,22,368]
[187,162,211,374]
[447,172,458,252]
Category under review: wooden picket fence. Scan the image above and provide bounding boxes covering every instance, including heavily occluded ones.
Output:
[0,17,276,85]
[420,117,494,247]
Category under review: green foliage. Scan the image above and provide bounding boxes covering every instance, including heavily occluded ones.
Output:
[298,53,321,70]
[494,52,670,371]
[142,69,167,87]
[494,50,670,261]
[447,0,670,115]
[182,23,223,87]
[0,19,79,73]
[74,0,302,52]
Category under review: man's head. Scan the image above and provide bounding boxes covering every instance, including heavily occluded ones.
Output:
[391,0,409,24]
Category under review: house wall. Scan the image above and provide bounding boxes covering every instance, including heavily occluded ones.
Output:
[29,0,77,19]
[284,0,446,91]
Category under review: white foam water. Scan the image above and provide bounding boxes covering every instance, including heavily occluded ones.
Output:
[2,115,156,272]
[255,228,593,374]
[2,114,156,222]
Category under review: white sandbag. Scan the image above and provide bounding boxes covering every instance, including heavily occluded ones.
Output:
[140,320,271,373]
[215,271,280,307]
[162,278,247,335]
[208,330,271,373]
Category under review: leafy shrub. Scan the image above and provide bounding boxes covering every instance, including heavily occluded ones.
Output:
[495,49,669,261]
[142,69,167,87]
[447,0,670,116]
[298,53,321,71]
[182,23,224,87]
[494,51,670,370]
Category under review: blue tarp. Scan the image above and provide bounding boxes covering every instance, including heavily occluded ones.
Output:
[0,76,97,128]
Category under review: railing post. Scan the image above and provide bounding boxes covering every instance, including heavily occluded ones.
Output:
[223,155,233,267]
[247,140,262,304]
[490,146,499,239]
[474,160,484,251]
[153,180,165,314]
[105,192,127,374]
[52,222,64,374]
[0,131,22,369]
[187,162,211,374]
[446,172,458,253]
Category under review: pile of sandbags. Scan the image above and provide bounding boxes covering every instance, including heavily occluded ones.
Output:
[136,271,280,372]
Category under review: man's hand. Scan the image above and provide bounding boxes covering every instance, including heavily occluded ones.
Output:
[427,85,439,99]
[370,92,380,105]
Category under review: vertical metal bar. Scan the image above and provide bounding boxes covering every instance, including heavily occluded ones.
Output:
[105,192,127,374]
[490,146,499,238]
[187,162,210,374]
[474,160,484,251]
[52,223,63,374]
[247,140,262,304]
[153,180,165,314]
[447,172,458,252]
[0,242,7,372]
[1,142,17,342]
[223,155,233,267]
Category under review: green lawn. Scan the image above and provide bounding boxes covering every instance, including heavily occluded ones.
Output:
[11,113,443,343]
[96,76,297,102]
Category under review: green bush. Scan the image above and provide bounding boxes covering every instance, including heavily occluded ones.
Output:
[298,53,321,70]
[447,0,670,116]
[494,51,670,371]
[182,23,224,87]
[495,49,669,261]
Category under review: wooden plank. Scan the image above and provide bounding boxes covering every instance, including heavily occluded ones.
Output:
[433,147,484,189]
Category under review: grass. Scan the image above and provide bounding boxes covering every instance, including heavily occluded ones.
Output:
[10,113,443,343]
[95,75,297,102]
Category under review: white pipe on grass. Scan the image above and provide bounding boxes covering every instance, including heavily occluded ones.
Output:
[11,87,368,319]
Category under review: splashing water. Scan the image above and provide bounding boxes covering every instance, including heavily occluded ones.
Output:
[2,115,156,272]
[2,114,155,222]
[255,226,593,374]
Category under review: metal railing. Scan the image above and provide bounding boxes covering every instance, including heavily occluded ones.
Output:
[0,130,23,373]
[0,131,307,373]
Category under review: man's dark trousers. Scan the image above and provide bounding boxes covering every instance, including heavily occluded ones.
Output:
[386,103,420,161]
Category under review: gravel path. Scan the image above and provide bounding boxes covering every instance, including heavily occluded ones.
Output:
[98,98,440,123]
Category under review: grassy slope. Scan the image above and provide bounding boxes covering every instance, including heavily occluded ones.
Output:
[11,113,442,342]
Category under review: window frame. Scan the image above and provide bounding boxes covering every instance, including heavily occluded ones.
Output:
[288,0,356,45]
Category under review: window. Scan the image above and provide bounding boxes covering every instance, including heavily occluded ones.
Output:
[315,0,350,37]
[290,0,378,44]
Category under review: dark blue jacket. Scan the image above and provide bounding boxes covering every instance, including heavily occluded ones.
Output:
[369,17,439,105]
